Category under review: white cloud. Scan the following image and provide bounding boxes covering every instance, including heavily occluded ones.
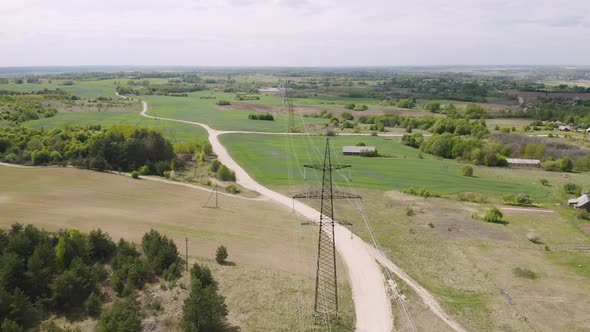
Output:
[0,0,589,66]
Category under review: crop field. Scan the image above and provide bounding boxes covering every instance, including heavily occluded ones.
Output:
[219,133,548,197]
[0,165,354,331]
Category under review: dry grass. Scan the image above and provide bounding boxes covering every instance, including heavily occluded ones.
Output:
[0,165,354,331]
[324,188,590,331]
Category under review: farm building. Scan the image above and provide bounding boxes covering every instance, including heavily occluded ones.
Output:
[506,158,541,168]
[568,194,590,211]
[342,146,376,156]
[586,127,590,133]
[558,125,572,131]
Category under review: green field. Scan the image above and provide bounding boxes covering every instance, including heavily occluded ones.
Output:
[141,92,327,132]
[0,79,121,98]
[23,108,208,143]
[219,134,546,196]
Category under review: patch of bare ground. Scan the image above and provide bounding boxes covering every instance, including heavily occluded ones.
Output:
[221,102,437,117]
[581,224,590,235]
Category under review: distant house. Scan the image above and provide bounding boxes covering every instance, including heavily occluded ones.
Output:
[568,194,590,211]
[342,146,376,156]
[586,127,590,133]
[558,125,572,132]
[506,158,541,168]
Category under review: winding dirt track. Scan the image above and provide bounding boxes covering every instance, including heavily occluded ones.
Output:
[139,102,465,332]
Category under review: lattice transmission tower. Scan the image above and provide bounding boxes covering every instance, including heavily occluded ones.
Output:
[293,138,361,321]
[283,80,296,133]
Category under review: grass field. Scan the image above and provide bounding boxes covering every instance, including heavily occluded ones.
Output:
[0,79,121,98]
[219,133,548,197]
[329,189,590,331]
[142,92,328,132]
[23,107,208,143]
[0,166,354,331]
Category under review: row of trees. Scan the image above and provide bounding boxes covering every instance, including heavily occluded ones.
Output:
[248,113,274,121]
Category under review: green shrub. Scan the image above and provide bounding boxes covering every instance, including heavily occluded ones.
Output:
[539,178,549,186]
[482,208,503,223]
[210,160,221,173]
[217,164,236,181]
[564,183,581,196]
[31,149,51,165]
[216,100,231,106]
[139,165,150,175]
[225,184,240,194]
[131,171,139,179]
[577,210,590,221]
[215,245,228,264]
[402,187,440,198]
[461,165,474,177]
[344,103,356,110]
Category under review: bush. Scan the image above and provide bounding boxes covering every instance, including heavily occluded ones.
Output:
[31,149,51,165]
[215,245,228,264]
[564,183,581,196]
[577,210,590,221]
[248,113,274,121]
[139,165,150,175]
[210,160,221,173]
[97,297,141,332]
[344,103,355,110]
[539,178,549,186]
[402,187,440,198]
[482,208,503,223]
[341,112,354,120]
[131,171,139,179]
[461,165,474,177]
[216,100,231,106]
[225,184,240,194]
[217,164,236,181]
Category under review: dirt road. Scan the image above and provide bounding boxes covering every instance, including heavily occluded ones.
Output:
[139,101,465,332]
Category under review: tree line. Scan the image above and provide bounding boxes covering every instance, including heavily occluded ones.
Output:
[0,125,176,175]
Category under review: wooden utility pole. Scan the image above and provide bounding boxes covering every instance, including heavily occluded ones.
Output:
[185,237,189,271]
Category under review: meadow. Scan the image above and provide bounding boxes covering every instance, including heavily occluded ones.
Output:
[219,133,548,197]
[0,79,121,98]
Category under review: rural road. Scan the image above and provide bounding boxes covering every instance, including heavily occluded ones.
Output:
[139,101,464,332]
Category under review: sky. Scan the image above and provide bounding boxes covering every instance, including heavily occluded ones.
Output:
[1,0,589,66]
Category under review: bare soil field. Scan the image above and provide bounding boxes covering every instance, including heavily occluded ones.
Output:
[0,165,354,331]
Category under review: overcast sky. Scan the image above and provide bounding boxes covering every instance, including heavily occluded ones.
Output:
[1,0,589,66]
